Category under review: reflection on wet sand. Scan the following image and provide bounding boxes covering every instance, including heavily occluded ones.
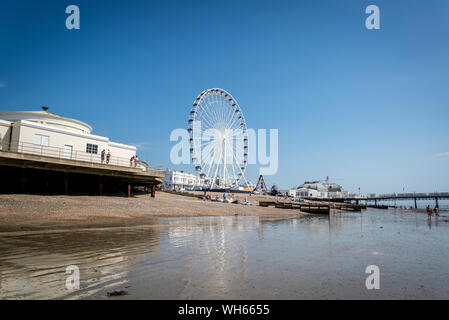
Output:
[1,210,448,299]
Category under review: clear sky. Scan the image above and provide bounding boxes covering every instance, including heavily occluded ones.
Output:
[1,0,448,194]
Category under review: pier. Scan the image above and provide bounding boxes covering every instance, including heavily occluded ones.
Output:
[303,193,449,209]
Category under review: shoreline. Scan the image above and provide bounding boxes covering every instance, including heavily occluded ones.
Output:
[0,192,303,233]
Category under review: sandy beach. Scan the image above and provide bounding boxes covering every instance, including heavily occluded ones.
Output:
[0,192,300,232]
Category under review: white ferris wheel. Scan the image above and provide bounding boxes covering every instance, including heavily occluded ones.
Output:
[188,88,249,189]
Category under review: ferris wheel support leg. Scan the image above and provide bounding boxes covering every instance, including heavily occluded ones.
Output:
[223,139,226,185]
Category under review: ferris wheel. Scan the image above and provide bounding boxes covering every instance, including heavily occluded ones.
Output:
[188,88,249,189]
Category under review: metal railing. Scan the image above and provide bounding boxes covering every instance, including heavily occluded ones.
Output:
[0,140,164,173]
[378,192,449,198]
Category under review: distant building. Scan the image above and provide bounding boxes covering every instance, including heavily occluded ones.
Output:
[288,180,346,198]
[163,168,205,190]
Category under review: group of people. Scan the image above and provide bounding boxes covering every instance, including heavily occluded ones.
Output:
[426,205,440,217]
[101,149,111,164]
[130,155,139,167]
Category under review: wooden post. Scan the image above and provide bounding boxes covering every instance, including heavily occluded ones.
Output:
[414,197,417,209]
[21,168,26,193]
[99,176,103,195]
[127,182,131,198]
[64,172,68,195]
[151,185,155,198]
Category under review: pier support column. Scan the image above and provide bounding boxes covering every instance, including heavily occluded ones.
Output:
[64,172,68,195]
[435,197,439,208]
[99,176,103,195]
[21,168,26,193]
[127,182,131,198]
[151,185,155,198]
[375,199,377,206]
[414,198,417,209]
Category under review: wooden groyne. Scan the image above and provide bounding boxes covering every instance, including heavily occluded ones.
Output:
[259,199,373,214]
[325,202,365,212]
[366,204,388,209]
[259,201,330,214]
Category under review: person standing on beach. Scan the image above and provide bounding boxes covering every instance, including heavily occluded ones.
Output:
[434,205,440,216]
[427,205,433,217]
[101,149,106,163]
[106,150,111,164]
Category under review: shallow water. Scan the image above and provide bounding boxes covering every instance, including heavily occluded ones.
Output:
[0,209,448,299]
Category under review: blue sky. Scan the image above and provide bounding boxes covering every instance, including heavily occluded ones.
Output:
[1,0,448,193]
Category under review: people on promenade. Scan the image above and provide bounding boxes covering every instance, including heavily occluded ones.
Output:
[101,149,106,163]
[106,150,111,164]
[130,155,138,167]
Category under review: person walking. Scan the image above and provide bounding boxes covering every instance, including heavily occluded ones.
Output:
[101,149,106,164]
[106,150,111,164]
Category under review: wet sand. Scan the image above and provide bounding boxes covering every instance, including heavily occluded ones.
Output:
[0,192,299,232]
[1,209,448,299]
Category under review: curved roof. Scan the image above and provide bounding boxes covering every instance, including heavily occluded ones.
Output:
[0,111,93,134]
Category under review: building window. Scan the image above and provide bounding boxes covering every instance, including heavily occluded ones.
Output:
[34,134,49,146]
[86,143,98,154]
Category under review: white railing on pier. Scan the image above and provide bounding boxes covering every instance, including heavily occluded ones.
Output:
[0,140,163,173]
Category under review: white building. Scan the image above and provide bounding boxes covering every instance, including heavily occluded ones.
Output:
[162,168,205,190]
[289,187,321,198]
[288,181,346,198]
[0,109,137,167]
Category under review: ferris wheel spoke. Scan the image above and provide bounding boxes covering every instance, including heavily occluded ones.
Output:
[201,97,217,121]
[227,112,242,129]
[224,102,236,129]
[198,100,219,126]
[227,114,239,132]
[211,150,223,188]
[202,140,220,166]
[206,144,220,178]
[196,112,217,130]
[224,139,239,178]
[204,98,221,126]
